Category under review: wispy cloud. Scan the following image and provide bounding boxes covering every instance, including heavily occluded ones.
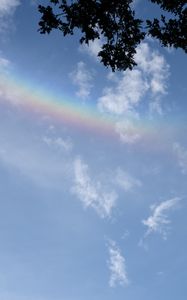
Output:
[0,114,73,189]
[0,0,20,16]
[98,42,169,116]
[173,143,187,174]
[135,42,169,114]
[69,61,94,99]
[107,240,129,287]
[98,69,148,115]
[97,42,169,143]
[135,42,169,97]
[0,0,20,33]
[42,135,73,152]
[0,54,10,69]
[79,38,103,61]
[115,168,142,191]
[72,158,117,218]
[142,197,181,240]
[115,120,141,144]
[0,139,72,189]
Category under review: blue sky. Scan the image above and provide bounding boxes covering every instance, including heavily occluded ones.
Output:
[0,1,187,300]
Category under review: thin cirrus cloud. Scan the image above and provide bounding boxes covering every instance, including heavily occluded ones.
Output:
[72,157,118,218]
[142,197,181,240]
[96,42,169,144]
[98,68,148,115]
[115,167,142,191]
[0,0,20,33]
[135,42,169,97]
[135,42,169,115]
[0,112,73,189]
[0,54,10,69]
[79,38,103,61]
[69,61,94,100]
[72,157,142,217]
[78,41,169,144]
[0,56,24,105]
[173,142,187,174]
[0,0,20,16]
[0,137,72,188]
[98,42,169,116]
[42,135,73,153]
[107,240,129,287]
[115,119,141,145]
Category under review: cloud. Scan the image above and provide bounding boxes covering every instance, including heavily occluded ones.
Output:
[72,160,142,217]
[98,69,148,115]
[0,55,10,69]
[142,197,181,240]
[97,42,169,142]
[98,42,169,116]
[0,113,73,189]
[79,38,103,61]
[0,54,21,107]
[115,120,141,144]
[115,168,142,191]
[0,0,20,16]
[135,42,169,114]
[42,135,73,152]
[0,0,20,33]
[0,70,74,189]
[173,143,187,174]
[69,61,94,99]
[0,139,72,189]
[135,42,169,96]
[0,72,25,106]
[108,240,129,287]
[72,158,117,218]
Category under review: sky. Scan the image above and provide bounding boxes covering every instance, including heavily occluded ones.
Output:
[0,1,187,300]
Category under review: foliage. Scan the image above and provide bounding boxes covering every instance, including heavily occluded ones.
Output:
[38,0,187,71]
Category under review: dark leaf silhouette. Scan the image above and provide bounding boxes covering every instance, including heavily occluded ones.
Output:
[38,0,187,71]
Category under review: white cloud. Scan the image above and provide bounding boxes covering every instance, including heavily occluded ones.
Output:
[98,69,148,115]
[70,61,94,99]
[0,55,10,69]
[97,42,169,142]
[142,197,180,240]
[42,135,73,152]
[108,240,129,287]
[72,158,117,218]
[0,114,73,189]
[115,120,141,144]
[79,38,103,61]
[0,73,24,106]
[115,168,142,191]
[0,0,20,16]
[135,42,169,96]
[98,43,169,115]
[0,0,20,33]
[0,56,11,98]
[98,42,169,116]
[135,42,169,114]
[0,139,72,188]
[173,143,187,174]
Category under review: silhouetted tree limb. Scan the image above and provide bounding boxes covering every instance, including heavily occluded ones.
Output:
[38,0,187,71]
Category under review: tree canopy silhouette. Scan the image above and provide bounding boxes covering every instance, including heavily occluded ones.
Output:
[38,0,187,71]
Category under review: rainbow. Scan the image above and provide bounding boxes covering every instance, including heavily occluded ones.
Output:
[0,72,119,135]
[0,70,182,143]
